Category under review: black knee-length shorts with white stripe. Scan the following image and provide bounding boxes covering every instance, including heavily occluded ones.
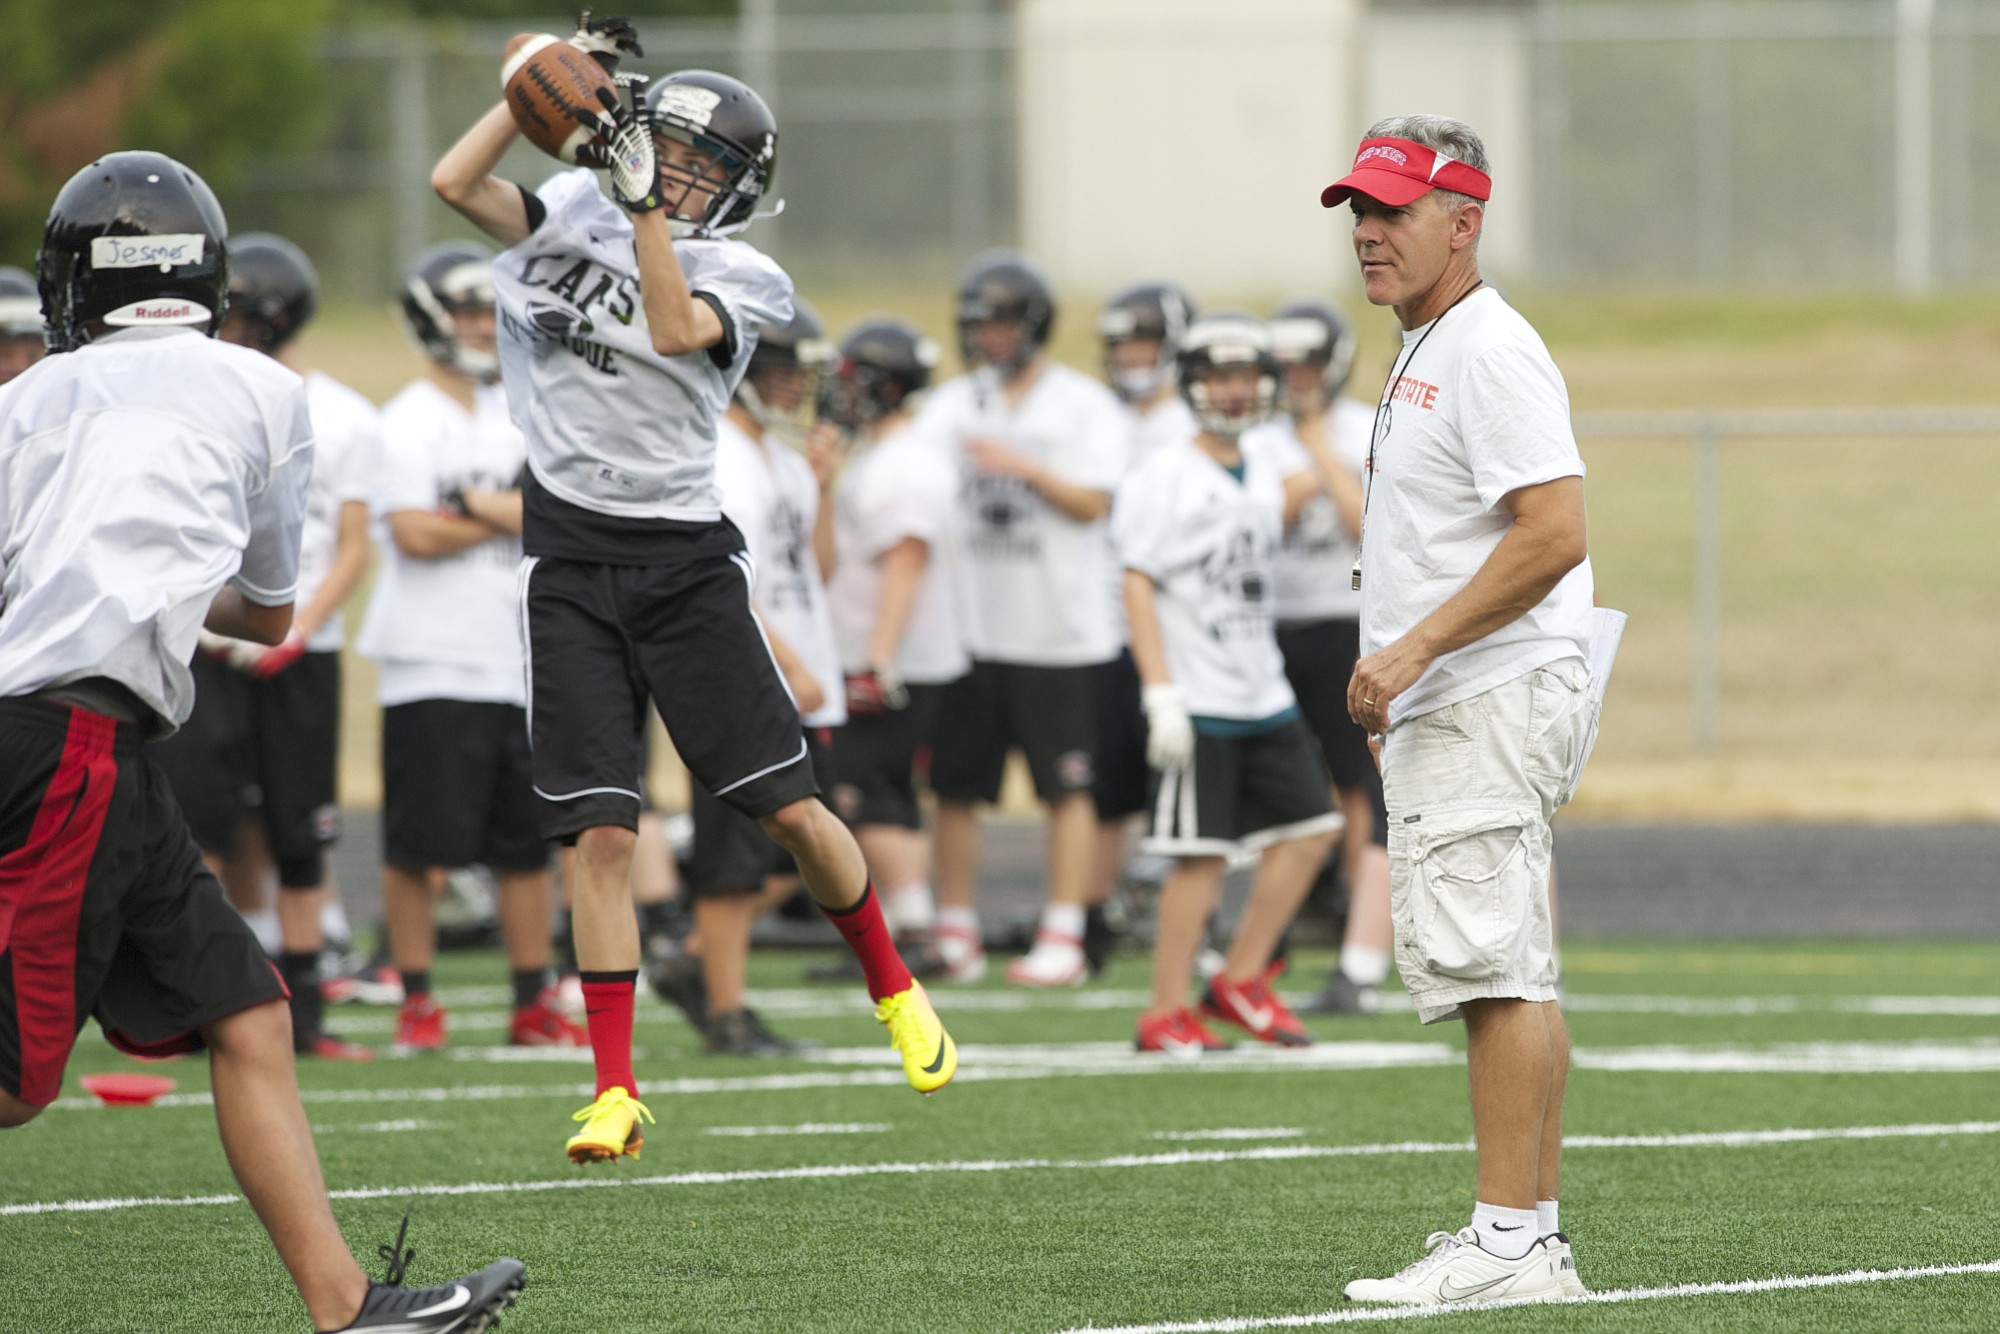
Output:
[1143,714,1342,859]
[521,551,819,843]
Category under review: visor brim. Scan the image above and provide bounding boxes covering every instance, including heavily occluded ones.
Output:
[1320,168,1436,209]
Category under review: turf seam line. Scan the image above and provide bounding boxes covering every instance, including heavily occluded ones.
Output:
[6,1120,1998,1218]
[1041,1257,2000,1331]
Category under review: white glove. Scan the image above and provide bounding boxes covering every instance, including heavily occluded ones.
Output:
[585,86,662,213]
[1142,682,1195,772]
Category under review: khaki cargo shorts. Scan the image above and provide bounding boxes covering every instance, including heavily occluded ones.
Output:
[1381,661,1590,1024]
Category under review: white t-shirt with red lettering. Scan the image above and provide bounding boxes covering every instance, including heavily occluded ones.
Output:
[1358,287,1593,725]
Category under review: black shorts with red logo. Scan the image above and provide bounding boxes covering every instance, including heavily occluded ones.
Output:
[0,697,285,1107]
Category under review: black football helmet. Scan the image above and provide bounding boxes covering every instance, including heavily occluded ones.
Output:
[224,233,319,354]
[0,266,41,340]
[739,296,833,435]
[1268,297,1357,414]
[1176,310,1278,438]
[644,70,778,238]
[36,150,228,353]
[398,240,499,382]
[820,317,940,430]
[1097,280,1195,403]
[955,250,1054,375]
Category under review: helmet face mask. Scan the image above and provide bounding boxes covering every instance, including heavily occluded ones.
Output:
[955,251,1054,377]
[737,297,830,442]
[645,72,778,239]
[819,318,938,432]
[1269,299,1356,417]
[399,242,499,383]
[1098,281,1195,404]
[1177,312,1278,438]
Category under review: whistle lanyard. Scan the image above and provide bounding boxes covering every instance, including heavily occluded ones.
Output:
[1352,281,1484,591]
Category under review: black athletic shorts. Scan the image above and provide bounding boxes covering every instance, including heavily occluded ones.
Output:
[524,553,820,842]
[150,650,343,887]
[381,699,549,873]
[1090,650,1150,821]
[828,683,942,830]
[0,697,287,1106]
[686,727,836,898]
[930,659,1098,805]
[1277,617,1388,848]
[1145,714,1340,858]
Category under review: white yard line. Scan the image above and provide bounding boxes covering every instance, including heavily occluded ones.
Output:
[311,1119,445,1134]
[1041,1258,2000,1332]
[6,1120,1998,1218]
[701,1123,892,1137]
[1151,1128,1307,1141]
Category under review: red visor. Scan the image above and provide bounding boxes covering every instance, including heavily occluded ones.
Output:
[1321,137,1492,209]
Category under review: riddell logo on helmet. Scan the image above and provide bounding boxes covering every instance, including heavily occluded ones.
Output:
[1357,145,1410,167]
[103,299,212,326]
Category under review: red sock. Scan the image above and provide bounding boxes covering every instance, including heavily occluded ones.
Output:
[824,883,914,1002]
[579,970,638,1097]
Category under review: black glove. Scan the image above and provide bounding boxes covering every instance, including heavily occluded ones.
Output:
[569,10,643,73]
[581,81,662,213]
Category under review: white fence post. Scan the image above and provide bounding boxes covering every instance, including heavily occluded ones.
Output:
[1895,0,1936,295]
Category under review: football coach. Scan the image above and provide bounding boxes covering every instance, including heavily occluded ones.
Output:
[1327,115,1595,1308]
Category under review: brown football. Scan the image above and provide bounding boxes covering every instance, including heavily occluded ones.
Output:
[501,33,613,164]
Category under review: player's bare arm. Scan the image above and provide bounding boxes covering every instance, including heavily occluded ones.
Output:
[462,486,524,534]
[387,508,501,560]
[868,536,929,668]
[206,588,295,645]
[432,103,534,247]
[967,437,1112,522]
[1123,568,1172,688]
[291,500,371,641]
[629,206,725,356]
[757,612,827,716]
[1347,474,1586,731]
[1296,412,1366,538]
[807,423,840,580]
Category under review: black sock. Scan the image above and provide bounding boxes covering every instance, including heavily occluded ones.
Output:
[511,968,548,1010]
[280,952,322,1046]
[402,969,432,1000]
[638,899,678,941]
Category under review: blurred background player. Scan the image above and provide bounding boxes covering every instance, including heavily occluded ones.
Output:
[433,27,956,1164]
[1114,313,1342,1053]
[149,234,377,1062]
[356,240,577,1053]
[1089,280,1199,973]
[692,298,844,1055]
[919,251,1131,985]
[1244,298,1395,1015]
[0,265,44,384]
[821,318,965,971]
[0,149,524,1332]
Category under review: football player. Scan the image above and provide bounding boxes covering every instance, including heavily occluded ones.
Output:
[821,318,965,970]
[692,298,844,1055]
[1242,298,1396,1015]
[148,234,377,1062]
[917,251,1131,986]
[0,265,44,383]
[1089,281,1200,972]
[431,15,956,1164]
[1112,313,1344,1053]
[354,241,582,1054]
[0,151,522,1333]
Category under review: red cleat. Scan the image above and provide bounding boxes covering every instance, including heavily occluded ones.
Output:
[1135,1006,1233,1056]
[1200,972,1313,1046]
[510,990,588,1047]
[392,995,447,1052]
[302,1034,375,1063]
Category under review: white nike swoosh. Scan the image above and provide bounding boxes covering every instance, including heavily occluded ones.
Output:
[409,1285,473,1318]
[1158,1037,1205,1057]
[1230,997,1276,1032]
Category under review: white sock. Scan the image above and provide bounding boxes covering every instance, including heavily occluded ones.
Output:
[1338,943,1389,987]
[1039,903,1086,943]
[240,905,281,957]
[1470,1201,1540,1260]
[319,897,352,947]
[937,906,981,939]
[884,881,936,934]
[1537,1199,1560,1239]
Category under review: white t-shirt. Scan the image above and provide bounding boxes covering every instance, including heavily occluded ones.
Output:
[1126,393,1199,467]
[356,379,528,707]
[915,362,1129,666]
[1242,397,1374,623]
[1112,437,1295,721]
[1358,287,1594,724]
[714,415,845,728]
[829,419,968,685]
[0,328,312,728]
[297,372,381,653]
[493,168,793,522]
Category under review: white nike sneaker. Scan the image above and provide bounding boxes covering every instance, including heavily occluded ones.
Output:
[1005,931,1088,987]
[1343,1228,1562,1307]
[1547,1232,1587,1297]
[935,923,988,984]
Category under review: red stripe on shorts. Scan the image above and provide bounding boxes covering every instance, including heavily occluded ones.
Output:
[0,709,119,1105]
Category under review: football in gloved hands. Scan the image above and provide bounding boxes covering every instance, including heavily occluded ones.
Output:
[502,31,616,162]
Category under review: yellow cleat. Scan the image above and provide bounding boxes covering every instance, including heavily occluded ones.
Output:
[876,980,956,1094]
[565,1085,655,1165]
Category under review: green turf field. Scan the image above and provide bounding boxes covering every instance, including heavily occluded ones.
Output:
[5,940,1998,1332]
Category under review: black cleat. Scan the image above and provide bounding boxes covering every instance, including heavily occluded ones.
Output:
[325,1259,525,1332]
[644,942,708,1032]
[705,1007,818,1056]
[1297,970,1380,1016]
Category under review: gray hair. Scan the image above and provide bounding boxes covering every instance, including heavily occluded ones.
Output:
[1365,113,1488,230]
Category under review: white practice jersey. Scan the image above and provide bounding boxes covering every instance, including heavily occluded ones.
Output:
[714,415,845,728]
[1106,392,1198,644]
[1241,397,1374,623]
[829,419,968,685]
[297,371,381,653]
[493,168,793,522]
[1358,287,1594,725]
[1112,438,1295,722]
[356,379,527,706]
[0,328,312,728]
[915,362,1130,666]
